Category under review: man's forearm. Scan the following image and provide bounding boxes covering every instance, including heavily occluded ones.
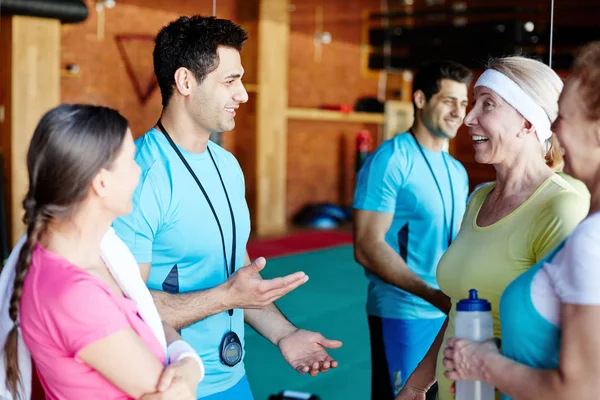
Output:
[244,304,297,345]
[152,286,230,331]
[162,321,183,344]
[240,250,296,344]
[356,239,441,305]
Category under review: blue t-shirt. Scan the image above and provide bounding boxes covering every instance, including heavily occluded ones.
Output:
[499,244,563,400]
[113,128,251,397]
[353,132,468,320]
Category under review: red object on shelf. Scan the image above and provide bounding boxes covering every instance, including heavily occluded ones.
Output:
[320,104,352,113]
[355,129,373,173]
[356,129,373,153]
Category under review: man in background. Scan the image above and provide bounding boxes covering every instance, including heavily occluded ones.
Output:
[353,60,472,399]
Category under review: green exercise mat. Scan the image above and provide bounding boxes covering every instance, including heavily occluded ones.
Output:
[244,245,370,400]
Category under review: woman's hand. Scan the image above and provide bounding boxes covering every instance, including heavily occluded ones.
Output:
[442,337,499,382]
[140,358,202,400]
[139,379,195,400]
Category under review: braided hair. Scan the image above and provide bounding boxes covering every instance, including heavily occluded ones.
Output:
[3,104,128,398]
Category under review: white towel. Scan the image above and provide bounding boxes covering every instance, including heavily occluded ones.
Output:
[100,228,167,354]
[0,228,167,400]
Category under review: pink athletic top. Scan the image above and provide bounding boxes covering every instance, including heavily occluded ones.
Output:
[20,244,165,399]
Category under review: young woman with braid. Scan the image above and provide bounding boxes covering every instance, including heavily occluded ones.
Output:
[2,104,203,399]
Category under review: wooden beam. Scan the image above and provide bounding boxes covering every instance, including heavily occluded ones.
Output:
[287,107,385,124]
[244,83,259,93]
[0,16,60,246]
[236,1,260,233]
[254,0,289,236]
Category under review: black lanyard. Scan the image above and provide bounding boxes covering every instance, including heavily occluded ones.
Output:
[410,132,455,247]
[157,120,237,316]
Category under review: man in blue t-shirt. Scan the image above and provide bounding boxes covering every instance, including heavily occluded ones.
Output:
[353,60,472,399]
[113,16,341,400]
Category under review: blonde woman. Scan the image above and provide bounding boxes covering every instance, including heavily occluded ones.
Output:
[396,56,589,400]
[443,42,600,400]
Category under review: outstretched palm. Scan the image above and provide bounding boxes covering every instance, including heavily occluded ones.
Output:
[278,329,343,376]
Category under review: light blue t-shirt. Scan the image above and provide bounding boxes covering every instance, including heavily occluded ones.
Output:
[113,128,251,398]
[499,244,564,400]
[353,132,468,320]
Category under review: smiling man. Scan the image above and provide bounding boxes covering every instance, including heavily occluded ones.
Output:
[113,15,342,400]
[353,60,472,400]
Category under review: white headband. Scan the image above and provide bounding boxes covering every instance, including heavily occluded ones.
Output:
[474,69,552,144]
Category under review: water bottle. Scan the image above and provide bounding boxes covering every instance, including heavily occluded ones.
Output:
[454,289,495,400]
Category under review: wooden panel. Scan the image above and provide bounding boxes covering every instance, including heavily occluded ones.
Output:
[63,4,188,137]
[383,100,414,140]
[237,0,260,86]
[255,0,290,236]
[285,0,383,222]
[0,17,14,248]
[1,16,61,245]
[234,92,258,228]
[244,83,259,93]
[61,0,238,139]
[288,1,382,108]
[117,0,237,17]
[283,0,503,220]
[287,120,380,219]
[236,1,260,231]
[287,107,384,124]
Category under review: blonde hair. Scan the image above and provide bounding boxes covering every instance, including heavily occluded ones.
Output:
[487,56,564,171]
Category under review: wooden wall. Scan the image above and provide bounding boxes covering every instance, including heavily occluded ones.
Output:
[61,0,238,149]
[58,0,496,227]
[0,16,61,244]
[283,1,495,220]
[285,0,384,219]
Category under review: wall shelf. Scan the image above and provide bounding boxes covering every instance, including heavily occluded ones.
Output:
[286,107,385,124]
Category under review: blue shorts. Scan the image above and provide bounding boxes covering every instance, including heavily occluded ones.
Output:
[369,315,445,398]
[200,375,254,400]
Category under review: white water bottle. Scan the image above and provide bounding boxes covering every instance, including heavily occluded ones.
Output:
[454,289,495,400]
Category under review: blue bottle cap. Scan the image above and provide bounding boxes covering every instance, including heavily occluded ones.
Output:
[456,289,491,312]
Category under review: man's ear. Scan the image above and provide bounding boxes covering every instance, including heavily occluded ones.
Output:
[173,67,194,97]
[413,90,427,110]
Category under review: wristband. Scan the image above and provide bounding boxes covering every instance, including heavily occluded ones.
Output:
[167,340,205,382]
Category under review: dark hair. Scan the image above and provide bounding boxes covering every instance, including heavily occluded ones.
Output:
[4,104,128,398]
[571,41,600,121]
[153,15,248,107]
[412,60,473,104]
